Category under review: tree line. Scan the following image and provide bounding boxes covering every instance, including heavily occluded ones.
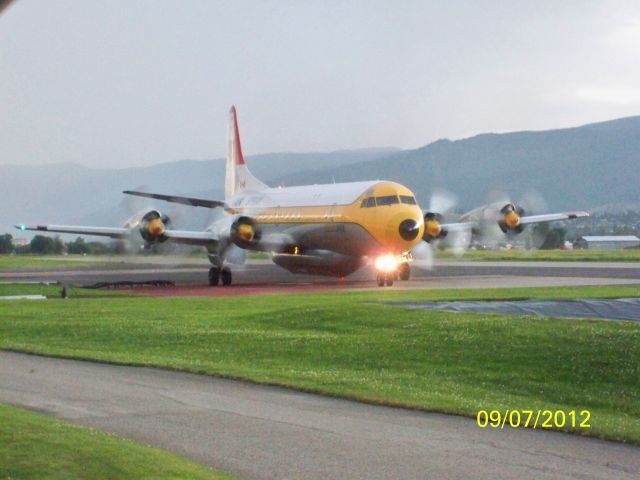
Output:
[0,234,122,255]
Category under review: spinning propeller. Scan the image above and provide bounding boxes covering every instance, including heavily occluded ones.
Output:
[412,190,472,269]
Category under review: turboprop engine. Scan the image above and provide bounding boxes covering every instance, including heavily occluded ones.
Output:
[230,216,260,248]
[123,210,170,245]
[497,203,526,233]
[459,201,528,237]
[422,212,448,243]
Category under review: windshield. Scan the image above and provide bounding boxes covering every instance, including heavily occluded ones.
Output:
[360,197,376,208]
[376,195,399,206]
[400,195,417,205]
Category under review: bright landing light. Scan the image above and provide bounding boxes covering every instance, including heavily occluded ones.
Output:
[375,254,398,272]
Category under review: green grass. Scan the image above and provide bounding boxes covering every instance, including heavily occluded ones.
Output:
[0,255,114,270]
[0,283,133,298]
[0,403,232,480]
[0,285,639,443]
[2,249,637,270]
[440,248,640,262]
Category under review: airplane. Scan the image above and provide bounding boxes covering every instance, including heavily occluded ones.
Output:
[17,106,589,287]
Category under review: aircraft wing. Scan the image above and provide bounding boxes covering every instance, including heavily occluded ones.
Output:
[16,224,129,239]
[456,208,590,230]
[518,211,590,225]
[16,223,220,247]
[439,210,589,238]
[122,190,227,209]
[163,230,219,246]
[440,222,472,232]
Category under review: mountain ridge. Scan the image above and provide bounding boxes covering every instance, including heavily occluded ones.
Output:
[3,116,639,235]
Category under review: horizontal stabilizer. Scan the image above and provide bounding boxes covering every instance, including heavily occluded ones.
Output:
[123,191,227,209]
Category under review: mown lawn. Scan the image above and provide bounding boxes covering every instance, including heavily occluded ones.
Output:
[0,403,232,480]
[0,285,639,443]
[0,255,113,270]
[0,283,133,298]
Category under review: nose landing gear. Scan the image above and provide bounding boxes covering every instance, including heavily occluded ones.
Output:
[375,261,410,287]
[376,270,395,287]
[376,271,397,286]
[398,262,410,281]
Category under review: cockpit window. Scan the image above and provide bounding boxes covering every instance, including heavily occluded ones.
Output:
[360,197,376,208]
[400,195,417,205]
[376,195,399,206]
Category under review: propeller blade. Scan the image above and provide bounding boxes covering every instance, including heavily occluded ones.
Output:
[411,241,434,271]
[520,190,548,215]
[447,223,472,256]
[429,189,458,215]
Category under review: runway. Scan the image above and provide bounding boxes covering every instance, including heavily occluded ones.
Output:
[1,351,638,480]
[1,259,639,295]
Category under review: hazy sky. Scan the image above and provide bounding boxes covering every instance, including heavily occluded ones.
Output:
[2,0,640,168]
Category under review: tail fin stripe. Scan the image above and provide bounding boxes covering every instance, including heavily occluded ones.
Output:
[231,106,246,165]
[225,106,267,199]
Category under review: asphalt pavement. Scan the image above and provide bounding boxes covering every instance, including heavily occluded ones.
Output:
[1,352,638,480]
[1,259,639,294]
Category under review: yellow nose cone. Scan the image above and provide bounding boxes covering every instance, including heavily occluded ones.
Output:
[237,223,254,242]
[504,211,520,229]
[147,218,165,237]
[425,220,442,238]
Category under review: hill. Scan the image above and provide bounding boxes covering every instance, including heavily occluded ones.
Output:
[3,115,640,235]
[1,149,395,233]
[277,116,640,212]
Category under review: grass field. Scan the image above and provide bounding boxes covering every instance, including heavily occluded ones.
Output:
[1,248,638,271]
[442,248,640,262]
[0,283,133,298]
[1,284,639,443]
[0,403,231,480]
[0,255,115,270]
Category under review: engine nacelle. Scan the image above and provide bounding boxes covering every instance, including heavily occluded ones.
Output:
[497,203,525,234]
[422,212,448,243]
[123,210,170,244]
[230,216,260,248]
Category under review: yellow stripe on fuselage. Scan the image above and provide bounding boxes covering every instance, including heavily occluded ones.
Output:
[229,181,424,255]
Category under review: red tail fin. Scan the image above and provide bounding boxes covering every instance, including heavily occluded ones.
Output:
[230,106,245,165]
[225,106,267,199]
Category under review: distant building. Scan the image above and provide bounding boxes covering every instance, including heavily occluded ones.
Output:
[11,237,29,247]
[574,235,640,250]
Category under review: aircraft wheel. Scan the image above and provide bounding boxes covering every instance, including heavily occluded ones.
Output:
[376,271,385,287]
[208,267,220,286]
[399,263,410,281]
[385,273,394,287]
[221,268,232,286]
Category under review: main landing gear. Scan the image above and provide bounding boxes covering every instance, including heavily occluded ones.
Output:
[208,266,232,286]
